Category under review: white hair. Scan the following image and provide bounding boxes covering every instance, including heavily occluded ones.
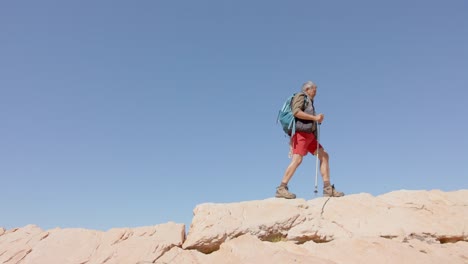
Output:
[301,81,317,92]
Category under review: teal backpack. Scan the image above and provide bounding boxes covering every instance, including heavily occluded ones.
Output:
[277,93,308,136]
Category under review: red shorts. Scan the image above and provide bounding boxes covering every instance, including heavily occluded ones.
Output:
[291,132,323,156]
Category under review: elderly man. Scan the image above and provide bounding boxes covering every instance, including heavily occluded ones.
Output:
[276,81,345,199]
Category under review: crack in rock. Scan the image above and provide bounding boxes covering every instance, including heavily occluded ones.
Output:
[437,235,468,244]
[8,228,19,234]
[294,232,333,244]
[149,229,158,236]
[152,244,181,264]
[112,231,133,245]
[402,233,468,244]
[320,198,332,217]
[2,248,32,264]
[101,255,113,264]
[404,203,434,214]
[331,221,352,237]
[39,233,50,241]
[380,235,398,240]
[152,245,161,254]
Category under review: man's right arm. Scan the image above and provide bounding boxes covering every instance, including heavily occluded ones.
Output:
[295,111,321,121]
[292,94,322,122]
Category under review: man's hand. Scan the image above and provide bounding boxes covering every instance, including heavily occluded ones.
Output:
[316,113,324,123]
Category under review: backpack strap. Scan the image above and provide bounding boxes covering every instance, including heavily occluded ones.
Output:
[289,115,296,137]
[301,91,311,110]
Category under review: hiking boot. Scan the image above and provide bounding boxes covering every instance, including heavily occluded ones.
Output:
[323,184,344,197]
[276,185,296,199]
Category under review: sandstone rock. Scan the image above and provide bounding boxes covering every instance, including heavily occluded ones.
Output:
[160,235,468,264]
[184,190,468,253]
[206,234,335,264]
[182,198,310,253]
[154,247,209,264]
[0,222,185,264]
[85,222,185,264]
[160,234,334,264]
[0,225,48,264]
[23,228,101,264]
[1,190,467,264]
[301,236,468,264]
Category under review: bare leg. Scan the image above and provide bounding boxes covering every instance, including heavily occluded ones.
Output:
[318,148,344,197]
[281,154,303,184]
[317,148,330,183]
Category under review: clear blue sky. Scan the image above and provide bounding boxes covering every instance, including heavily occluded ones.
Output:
[1,0,467,231]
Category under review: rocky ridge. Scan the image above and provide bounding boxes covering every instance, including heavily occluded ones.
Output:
[1,189,467,263]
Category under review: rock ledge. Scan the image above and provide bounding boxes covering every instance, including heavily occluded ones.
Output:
[1,190,467,264]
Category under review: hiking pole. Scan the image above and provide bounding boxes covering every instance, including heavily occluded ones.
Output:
[314,123,321,195]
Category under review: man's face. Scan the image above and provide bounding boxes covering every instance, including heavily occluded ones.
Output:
[306,86,317,98]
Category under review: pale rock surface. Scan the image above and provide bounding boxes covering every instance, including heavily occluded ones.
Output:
[183,189,468,253]
[182,197,310,253]
[160,234,468,264]
[206,234,335,264]
[0,222,184,264]
[301,236,468,264]
[1,190,467,264]
[154,247,209,264]
[82,223,186,264]
[0,225,48,264]
[157,234,334,264]
[23,228,101,264]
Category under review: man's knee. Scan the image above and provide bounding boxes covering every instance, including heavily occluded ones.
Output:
[291,154,303,166]
[320,149,329,161]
